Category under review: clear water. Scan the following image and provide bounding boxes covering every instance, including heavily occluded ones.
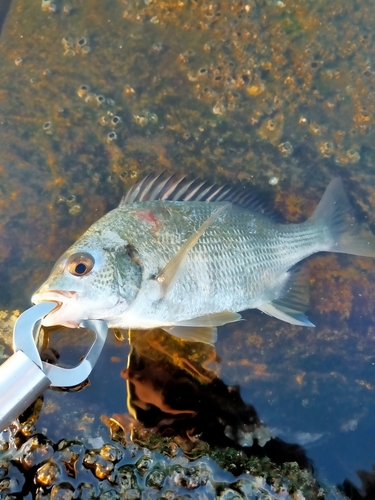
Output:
[0,0,374,498]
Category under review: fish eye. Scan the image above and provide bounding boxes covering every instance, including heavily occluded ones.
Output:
[66,253,95,276]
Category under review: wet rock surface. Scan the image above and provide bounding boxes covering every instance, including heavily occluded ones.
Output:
[0,0,375,498]
[0,418,338,500]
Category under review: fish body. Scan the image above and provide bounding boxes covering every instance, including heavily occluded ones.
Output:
[33,175,375,342]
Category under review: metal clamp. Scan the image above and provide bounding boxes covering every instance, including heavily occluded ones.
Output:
[0,303,108,430]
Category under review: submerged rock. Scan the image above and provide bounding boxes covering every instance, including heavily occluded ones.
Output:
[0,422,341,500]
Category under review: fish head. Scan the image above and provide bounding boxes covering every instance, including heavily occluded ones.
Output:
[32,232,142,328]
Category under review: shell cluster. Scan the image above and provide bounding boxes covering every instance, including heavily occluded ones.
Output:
[0,428,328,500]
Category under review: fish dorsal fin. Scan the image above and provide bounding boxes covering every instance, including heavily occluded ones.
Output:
[258,264,315,327]
[156,203,231,296]
[119,171,274,214]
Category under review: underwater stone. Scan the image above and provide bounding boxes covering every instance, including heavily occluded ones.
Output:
[92,173,100,184]
[0,422,332,500]
[346,149,360,162]
[41,0,51,11]
[61,36,74,49]
[50,482,74,500]
[147,113,158,124]
[68,204,82,215]
[94,457,114,480]
[96,95,105,106]
[146,466,165,489]
[35,461,61,486]
[77,37,87,47]
[136,455,153,477]
[111,116,122,126]
[77,84,89,98]
[66,194,76,206]
[213,102,225,115]
[278,141,293,156]
[133,115,148,126]
[43,122,52,134]
[75,483,96,499]
[107,131,117,143]
[124,85,136,95]
[319,141,335,157]
[0,462,9,479]
[151,42,163,54]
[268,176,279,186]
[99,444,123,462]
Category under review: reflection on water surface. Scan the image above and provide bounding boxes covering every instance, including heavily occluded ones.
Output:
[0,0,375,498]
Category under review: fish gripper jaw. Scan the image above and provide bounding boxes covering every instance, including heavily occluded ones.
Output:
[0,302,108,430]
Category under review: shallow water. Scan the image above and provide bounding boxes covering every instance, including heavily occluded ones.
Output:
[0,0,375,498]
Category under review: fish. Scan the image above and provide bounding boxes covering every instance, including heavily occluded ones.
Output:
[32,173,375,344]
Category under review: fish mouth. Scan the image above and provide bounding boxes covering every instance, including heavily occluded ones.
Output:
[32,290,80,327]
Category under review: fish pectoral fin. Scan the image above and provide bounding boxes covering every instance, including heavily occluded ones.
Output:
[163,325,218,345]
[259,302,315,327]
[162,311,242,345]
[155,203,231,296]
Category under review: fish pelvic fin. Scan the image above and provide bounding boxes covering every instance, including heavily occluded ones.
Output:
[259,264,315,327]
[310,178,375,258]
[163,325,217,345]
[163,311,242,344]
[156,203,231,296]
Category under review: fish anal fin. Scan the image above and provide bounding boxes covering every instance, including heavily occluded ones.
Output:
[259,302,315,327]
[163,325,217,345]
[258,264,314,327]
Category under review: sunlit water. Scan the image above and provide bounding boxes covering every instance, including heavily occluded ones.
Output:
[0,0,375,498]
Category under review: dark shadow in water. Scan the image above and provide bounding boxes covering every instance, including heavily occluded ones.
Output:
[339,468,375,500]
[0,0,12,38]
[122,328,312,471]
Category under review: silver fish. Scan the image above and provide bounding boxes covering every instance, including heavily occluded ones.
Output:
[32,174,375,343]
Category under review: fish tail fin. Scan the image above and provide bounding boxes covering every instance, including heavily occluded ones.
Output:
[310,178,375,258]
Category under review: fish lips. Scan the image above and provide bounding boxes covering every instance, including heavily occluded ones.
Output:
[32,290,81,328]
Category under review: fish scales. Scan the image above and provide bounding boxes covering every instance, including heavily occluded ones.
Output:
[32,175,375,342]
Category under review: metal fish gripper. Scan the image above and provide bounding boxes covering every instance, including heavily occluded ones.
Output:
[0,302,108,430]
